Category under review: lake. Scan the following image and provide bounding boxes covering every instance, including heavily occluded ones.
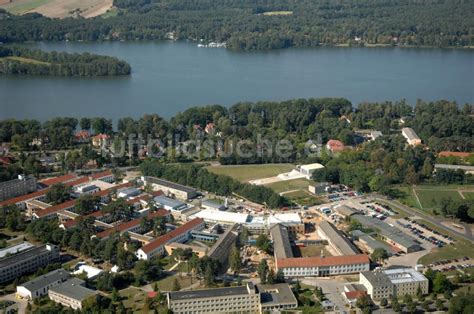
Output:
[1,41,473,121]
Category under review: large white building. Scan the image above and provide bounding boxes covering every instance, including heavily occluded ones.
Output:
[401,128,422,146]
[0,244,60,284]
[298,163,324,179]
[360,268,429,300]
[276,255,370,278]
[16,269,70,300]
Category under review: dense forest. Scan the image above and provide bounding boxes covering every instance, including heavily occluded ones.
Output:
[0,0,473,50]
[0,46,131,76]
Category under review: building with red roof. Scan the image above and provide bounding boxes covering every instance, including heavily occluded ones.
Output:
[136,218,205,260]
[0,189,48,209]
[95,209,169,240]
[34,199,76,219]
[438,151,472,158]
[326,139,345,153]
[89,170,115,183]
[41,174,78,187]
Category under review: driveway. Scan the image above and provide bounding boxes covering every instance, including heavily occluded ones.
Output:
[0,293,28,314]
[300,277,349,313]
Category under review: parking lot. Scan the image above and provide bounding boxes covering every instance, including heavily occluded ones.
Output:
[397,217,454,246]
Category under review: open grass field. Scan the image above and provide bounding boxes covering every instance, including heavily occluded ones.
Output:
[395,184,474,211]
[2,56,50,65]
[0,0,113,18]
[298,244,332,258]
[418,239,474,266]
[265,178,310,193]
[154,273,196,291]
[283,190,324,206]
[207,163,294,182]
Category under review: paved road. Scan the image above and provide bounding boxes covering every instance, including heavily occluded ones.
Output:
[371,194,474,242]
[0,293,27,314]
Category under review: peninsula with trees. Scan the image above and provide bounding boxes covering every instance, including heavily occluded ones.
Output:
[0,46,131,76]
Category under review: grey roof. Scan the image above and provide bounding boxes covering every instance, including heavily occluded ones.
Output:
[169,283,254,301]
[258,283,298,307]
[402,128,420,141]
[270,224,294,259]
[207,224,238,263]
[435,164,474,171]
[146,177,197,194]
[202,199,226,210]
[352,215,420,250]
[318,221,359,255]
[0,175,36,189]
[359,234,395,254]
[49,278,97,301]
[19,269,70,292]
[334,205,357,217]
[0,242,34,258]
[0,244,57,269]
[154,195,187,209]
[361,271,393,289]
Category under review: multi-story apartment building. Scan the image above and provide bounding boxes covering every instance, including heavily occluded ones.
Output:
[16,269,71,299]
[167,282,297,314]
[0,175,37,202]
[48,278,97,310]
[276,255,370,278]
[143,176,198,200]
[0,244,60,284]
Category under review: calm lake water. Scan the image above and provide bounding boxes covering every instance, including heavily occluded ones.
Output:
[1,41,473,121]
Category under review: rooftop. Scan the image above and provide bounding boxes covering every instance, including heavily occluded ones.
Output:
[40,174,77,186]
[145,176,197,194]
[169,283,254,301]
[49,278,97,301]
[318,220,359,255]
[383,268,428,284]
[300,163,324,171]
[0,244,57,269]
[0,242,34,258]
[192,209,250,224]
[140,218,205,254]
[258,283,297,307]
[0,188,49,207]
[19,269,70,292]
[154,195,187,209]
[361,271,393,288]
[334,205,357,217]
[402,127,421,141]
[270,224,294,259]
[277,254,369,268]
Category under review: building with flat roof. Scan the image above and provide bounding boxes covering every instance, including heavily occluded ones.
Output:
[0,244,60,284]
[201,199,226,211]
[276,254,370,278]
[357,234,395,256]
[143,176,198,200]
[352,215,422,253]
[167,282,297,314]
[0,175,37,202]
[117,187,141,199]
[48,278,97,310]
[154,195,188,212]
[298,163,324,179]
[16,269,70,300]
[360,268,428,300]
[402,128,421,146]
[317,221,359,256]
[192,209,250,226]
[0,242,34,258]
[308,182,331,195]
[168,282,260,314]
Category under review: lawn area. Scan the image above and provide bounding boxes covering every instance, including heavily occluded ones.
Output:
[284,190,324,206]
[394,186,421,210]
[0,0,52,14]
[418,239,474,265]
[297,244,332,258]
[154,273,196,291]
[120,287,150,313]
[266,178,311,193]
[415,189,463,209]
[462,192,474,200]
[207,163,294,182]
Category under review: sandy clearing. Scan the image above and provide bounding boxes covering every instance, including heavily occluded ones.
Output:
[27,0,112,18]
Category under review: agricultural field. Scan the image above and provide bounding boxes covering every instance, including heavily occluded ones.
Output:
[0,0,113,18]
[207,163,294,182]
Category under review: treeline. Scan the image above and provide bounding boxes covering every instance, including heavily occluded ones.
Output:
[139,160,287,208]
[0,0,473,50]
[0,46,131,76]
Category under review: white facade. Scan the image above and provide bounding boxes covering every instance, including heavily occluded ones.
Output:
[280,262,369,278]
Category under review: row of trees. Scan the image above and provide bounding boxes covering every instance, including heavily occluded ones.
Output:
[0,46,131,76]
[1,1,473,49]
[140,160,287,208]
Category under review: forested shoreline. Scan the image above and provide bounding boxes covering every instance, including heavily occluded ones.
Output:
[0,0,473,51]
[0,46,131,76]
